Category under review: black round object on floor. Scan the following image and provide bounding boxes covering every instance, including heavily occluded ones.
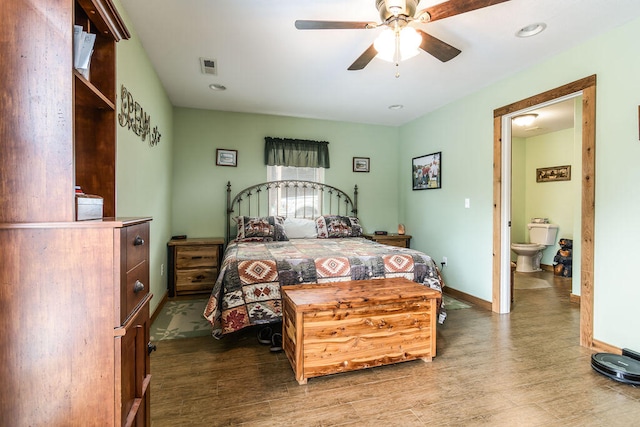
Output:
[591,353,640,385]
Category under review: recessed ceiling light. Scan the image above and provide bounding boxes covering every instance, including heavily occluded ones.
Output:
[209,83,226,91]
[516,23,546,38]
[388,104,403,110]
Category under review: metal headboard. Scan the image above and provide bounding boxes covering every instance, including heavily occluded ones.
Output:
[226,180,358,244]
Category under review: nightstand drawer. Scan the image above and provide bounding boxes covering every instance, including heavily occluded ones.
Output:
[175,268,218,293]
[380,237,410,248]
[363,233,411,248]
[176,245,219,269]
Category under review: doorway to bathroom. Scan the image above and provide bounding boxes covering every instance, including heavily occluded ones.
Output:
[510,98,578,294]
[492,75,596,348]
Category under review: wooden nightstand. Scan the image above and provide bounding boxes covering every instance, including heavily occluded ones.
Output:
[363,233,412,248]
[167,237,224,297]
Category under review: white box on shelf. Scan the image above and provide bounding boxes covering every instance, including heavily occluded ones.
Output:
[76,194,103,221]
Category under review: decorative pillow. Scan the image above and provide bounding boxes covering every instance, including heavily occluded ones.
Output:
[235,216,288,242]
[283,217,318,239]
[316,215,362,238]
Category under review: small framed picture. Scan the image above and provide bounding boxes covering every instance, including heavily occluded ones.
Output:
[216,149,237,167]
[412,151,441,190]
[536,165,571,182]
[353,157,370,173]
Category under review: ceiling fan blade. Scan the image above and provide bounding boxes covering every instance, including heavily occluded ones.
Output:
[417,30,461,62]
[295,20,375,30]
[417,0,510,23]
[348,44,378,71]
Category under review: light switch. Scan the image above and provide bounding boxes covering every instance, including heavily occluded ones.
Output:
[465,198,470,208]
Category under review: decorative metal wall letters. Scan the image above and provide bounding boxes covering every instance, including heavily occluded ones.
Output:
[118,85,161,146]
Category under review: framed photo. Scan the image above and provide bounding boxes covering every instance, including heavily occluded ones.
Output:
[353,157,370,173]
[412,152,441,190]
[536,165,571,182]
[216,149,237,167]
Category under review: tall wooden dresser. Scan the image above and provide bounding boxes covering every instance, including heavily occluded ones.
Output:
[0,0,152,425]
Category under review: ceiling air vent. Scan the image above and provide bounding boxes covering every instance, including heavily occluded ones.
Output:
[200,57,217,75]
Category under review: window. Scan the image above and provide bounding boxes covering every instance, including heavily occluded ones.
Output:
[267,165,324,182]
[264,137,329,219]
[267,166,324,218]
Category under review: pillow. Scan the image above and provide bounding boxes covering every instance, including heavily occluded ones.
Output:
[283,217,318,239]
[235,216,288,242]
[316,215,362,238]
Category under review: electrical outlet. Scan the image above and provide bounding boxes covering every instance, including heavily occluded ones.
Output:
[161,263,165,276]
[442,256,448,267]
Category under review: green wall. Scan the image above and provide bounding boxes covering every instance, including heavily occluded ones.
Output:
[115,0,174,314]
[399,15,640,350]
[171,108,400,239]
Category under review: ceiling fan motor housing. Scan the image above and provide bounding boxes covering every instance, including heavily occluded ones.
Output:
[377,0,419,21]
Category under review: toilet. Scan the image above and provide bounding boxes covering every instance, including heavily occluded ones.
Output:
[511,223,559,272]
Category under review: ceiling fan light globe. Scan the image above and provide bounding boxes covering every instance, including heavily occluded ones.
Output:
[374,27,421,62]
[374,29,396,61]
[400,26,421,58]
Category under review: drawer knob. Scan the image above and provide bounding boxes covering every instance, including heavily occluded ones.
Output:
[134,235,145,246]
[133,280,145,293]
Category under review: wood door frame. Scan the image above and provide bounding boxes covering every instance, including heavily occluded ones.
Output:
[493,75,596,348]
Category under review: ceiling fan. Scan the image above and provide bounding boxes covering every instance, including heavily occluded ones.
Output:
[295,0,510,71]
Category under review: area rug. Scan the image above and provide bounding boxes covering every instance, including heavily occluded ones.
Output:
[150,298,211,341]
[443,294,471,310]
[151,294,469,341]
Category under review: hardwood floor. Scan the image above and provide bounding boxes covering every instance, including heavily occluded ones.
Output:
[150,274,640,426]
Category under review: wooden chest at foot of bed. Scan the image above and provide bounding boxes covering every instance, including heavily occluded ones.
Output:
[281,278,439,385]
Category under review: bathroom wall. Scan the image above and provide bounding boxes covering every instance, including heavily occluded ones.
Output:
[515,127,577,266]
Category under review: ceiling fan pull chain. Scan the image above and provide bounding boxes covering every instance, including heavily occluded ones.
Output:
[394,29,401,78]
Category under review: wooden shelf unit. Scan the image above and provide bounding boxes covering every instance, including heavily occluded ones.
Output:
[0,0,128,224]
[74,0,129,219]
[0,0,151,425]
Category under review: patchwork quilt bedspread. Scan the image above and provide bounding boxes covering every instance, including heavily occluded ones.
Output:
[204,237,444,338]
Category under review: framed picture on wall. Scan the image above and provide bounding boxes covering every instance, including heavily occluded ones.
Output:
[536,165,571,182]
[353,157,370,172]
[412,151,441,190]
[216,149,237,167]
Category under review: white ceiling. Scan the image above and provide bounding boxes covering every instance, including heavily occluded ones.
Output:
[119,0,640,127]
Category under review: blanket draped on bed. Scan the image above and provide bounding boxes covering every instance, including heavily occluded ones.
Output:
[204,238,444,338]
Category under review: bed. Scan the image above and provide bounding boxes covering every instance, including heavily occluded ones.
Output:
[204,180,445,338]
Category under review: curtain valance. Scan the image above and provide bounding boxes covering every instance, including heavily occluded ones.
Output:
[265,137,330,168]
